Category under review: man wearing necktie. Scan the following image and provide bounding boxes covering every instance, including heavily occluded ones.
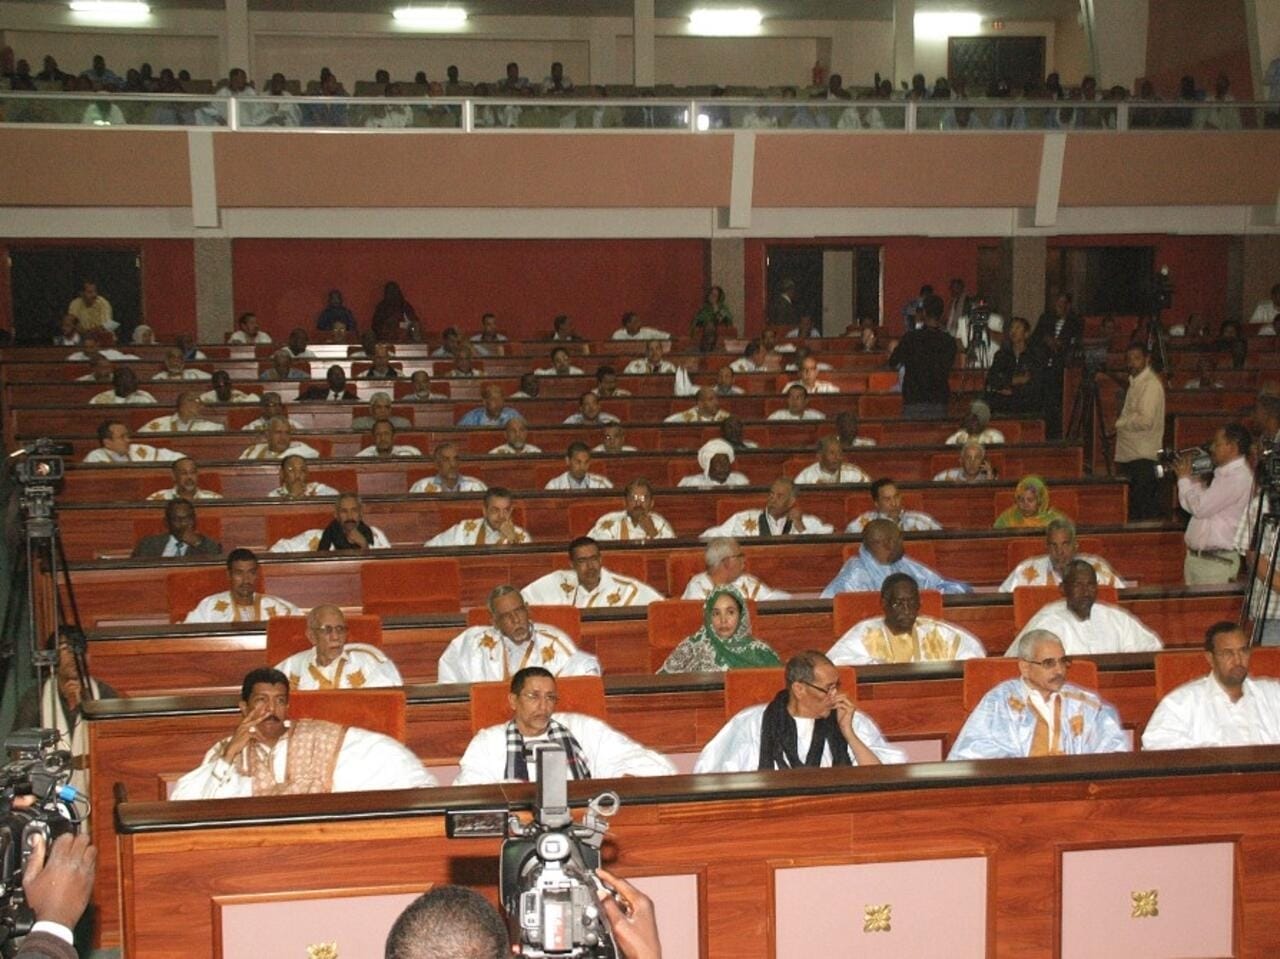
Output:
[131,499,223,559]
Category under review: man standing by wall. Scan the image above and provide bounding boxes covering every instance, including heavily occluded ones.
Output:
[1112,342,1165,520]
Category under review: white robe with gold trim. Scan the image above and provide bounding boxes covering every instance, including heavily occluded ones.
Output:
[702,509,833,538]
[276,644,403,690]
[827,615,987,665]
[183,591,301,624]
[522,568,664,608]
[947,678,1129,760]
[269,526,392,552]
[436,624,600,683]
[681,571,790,601]
[998,554,1126,592]
[426,519,530,547]
[586,510,675,541]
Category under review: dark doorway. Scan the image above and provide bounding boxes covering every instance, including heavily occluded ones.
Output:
[9,247,143,345]
[765,245,882,334]
[766,247,824,328]
[948,35,1046,94]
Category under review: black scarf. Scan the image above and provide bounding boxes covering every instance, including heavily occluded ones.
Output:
[757,511,791,536]
[317,519,374,551]
[757,690,851,770]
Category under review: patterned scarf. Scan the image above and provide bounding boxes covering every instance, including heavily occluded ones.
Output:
[757,690,851,770]
[503,719,592,781]
[240,718,347,795]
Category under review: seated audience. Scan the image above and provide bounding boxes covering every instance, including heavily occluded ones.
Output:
[594,423,636,453]
[719,415,758,450]
[53,313,81,347]
[835,411,877,448]
[730,340,767,373]
[356,419,421,458]
[361,343,399,379]
[1143,622,1280,749]
[76,355,115,383]
[430,327,466,359]
[768,385,825,421]
[406,369,447,401]
[611,311,669,341]
[275,605,402,690]
[564,390,620,425]
[171,667,432,798]
[682,536,791,601]
[827,573,985,665]
[471,312,507,344]
[535,346,583,377]
[426,487,529,546]
[300,364,357,401]
[623,339,676,375]
[410,441,486,493]
[84,419,183,463]
[933,440,996,482]
[184,549,301,623]
[139,392,220,433]
[678,439,749,487]
[454,667,672,785]
[458,383,521,426]
[67,279,116,333]
[350,391,411,431]
[446,343,481,377]
[714,365,743,396]
[544,442,613,490]
[1249,282,1280,326]
[694,651,905,772]
[945,400,1005,445]
[489,416,541,454]
[68,329,136,362]
[999,518,1125,591]
[370,281,419,342]
[1008,560,1161,655]
[269,454,338,499]
[548,313,584,342]
[201,369,257,404]
[508,372,541,400]
[948,629,1128,760]
[286,329,316,359]
[794,435,870,485]
[270,492,391,551]
[595,365,631,398]
[522,536,664,608]
[90,367,156,405]
[151,347,211,381]
[437,585,599,682]
[131,499,222,558]
[239,416,320,460]
[588,478,675,540]
[703,477,833,537]
[822,518,971,597]
[659,585,781,673]
[146,457,223,501]
[229,311,272,344]
[994,475,1069,529]
[781,354,839,394]
[665,387,729,423]
[316,289,356,332]
[847,478,941,533]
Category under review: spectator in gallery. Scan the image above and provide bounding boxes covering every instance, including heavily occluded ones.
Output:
[317,289,356,332]
[371,281,420,342]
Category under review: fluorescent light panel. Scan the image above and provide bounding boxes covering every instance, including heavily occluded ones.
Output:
[393,6,468,29]
[914,11,982,40]
[689,8,763,36]
[69,1,151,23]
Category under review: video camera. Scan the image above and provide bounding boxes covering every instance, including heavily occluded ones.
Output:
[447,746,620,958]
[0,730,80,947]
[10,440,70,489]
[1154,446,1214,481]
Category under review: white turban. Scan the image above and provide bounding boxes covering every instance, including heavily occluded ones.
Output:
[697,439,735,475]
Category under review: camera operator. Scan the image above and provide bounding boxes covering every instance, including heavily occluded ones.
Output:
[1176,424,1253,584]
[1111,342,1166,520]
[13,830,97,959]
[1234,396,1280,644]
[984,316,1044,418]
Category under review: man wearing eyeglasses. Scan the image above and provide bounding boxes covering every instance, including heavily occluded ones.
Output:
[1007,560,1162,655]
[681,536,791,601]
[694,651,905,772]
[948,629,1128,760]
[274,604,402,690]
[452,667,674,785]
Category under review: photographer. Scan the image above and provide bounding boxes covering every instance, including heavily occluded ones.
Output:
[984,316,1044,417]
[12,831,97,959]
[1177,424,1253,584]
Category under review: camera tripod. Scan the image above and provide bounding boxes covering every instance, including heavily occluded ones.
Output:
[1241,487,1280,647]
[1066,367,1114,477]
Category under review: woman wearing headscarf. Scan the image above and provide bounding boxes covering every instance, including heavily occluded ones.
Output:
[658,585,781,673]
[994,474,1070,529]
[370,281,420,342]
[691,285,734,337]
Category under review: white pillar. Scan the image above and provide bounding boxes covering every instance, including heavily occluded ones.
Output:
[633,0,655,87]
[1081,0,1149,88]
[892,0,915,88]
[224,0,250,81]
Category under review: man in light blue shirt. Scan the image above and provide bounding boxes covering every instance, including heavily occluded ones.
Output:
[821,518,970,597]
[459,383,521,427]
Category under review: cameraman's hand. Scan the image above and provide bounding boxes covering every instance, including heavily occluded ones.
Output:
[23,833,96,931]
[1173,454,1193,480]
[596,868,661,959]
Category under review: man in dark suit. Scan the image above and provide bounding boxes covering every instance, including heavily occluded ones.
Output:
[1032,291,1083,439]
[300,364,358,401]
[767,278,799,328]
[131,499,223,559]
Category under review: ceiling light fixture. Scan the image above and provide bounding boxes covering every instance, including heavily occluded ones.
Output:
[392,6,468,29]
[689,8,763,36]
[914,11,982,40]
[69,1,151,23]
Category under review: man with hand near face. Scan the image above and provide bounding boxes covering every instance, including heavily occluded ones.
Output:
[270,493,392,552]
[588,478,675,541]
[703,477,833,538]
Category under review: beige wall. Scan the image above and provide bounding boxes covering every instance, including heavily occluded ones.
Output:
[655,36,819,88]
[1052,15,1091,82]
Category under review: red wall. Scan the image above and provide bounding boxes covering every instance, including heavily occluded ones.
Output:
[231,239,709,342]
[0,238,196,341]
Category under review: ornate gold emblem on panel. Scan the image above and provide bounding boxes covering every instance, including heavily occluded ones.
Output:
[863,903,892,933]
[1130,889,1159,919]
[307,943,339,959]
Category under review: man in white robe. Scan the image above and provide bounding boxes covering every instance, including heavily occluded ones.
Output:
[172,667,433,799]
[949,629,1129,760]
[522,537,664,609]
[944,400,1005,446]
[410,441,486,493]
[999,518,1125,591]
[544,442,613,490]
[677,439,749,488]
[184,549,302,623]
[695,651,905,772]
[664,387,730,424]
[779,355,839,395]
[1008,560,1161,656]
[239,416,320,460]
[828,573,986,665]
[793,436,870,485]
[846,478,942,533]
[200,370,257,404]
[84,419,184,463]
[453,668,674,785]
[146,457,223,502]
[768,385,826,421]
[426,487,530,547]
[89,368,157,406]
[138,392,221,433]
[702,477,833,538]
[270,493,393,552]
[622,339,676,374]
[587,478,676,541]
[437,585,600,683]
[275,605,403,690]
[1143,622,1280,749]
[489,417,542,455]
[356,419,422,458]
[681,537,791,601]
[268,455,339,499]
